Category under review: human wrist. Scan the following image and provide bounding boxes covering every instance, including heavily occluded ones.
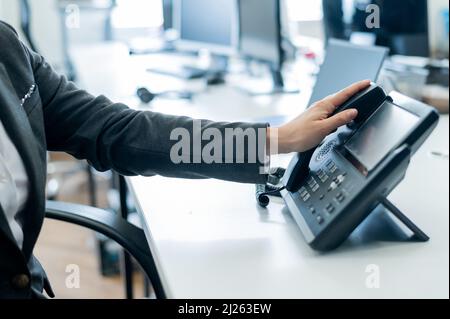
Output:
[267,126,292,155]
[275,125,294,154]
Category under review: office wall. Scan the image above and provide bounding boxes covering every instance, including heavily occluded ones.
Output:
[0,0,64,70]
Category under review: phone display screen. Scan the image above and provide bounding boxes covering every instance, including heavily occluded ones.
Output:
[344,101,419,173]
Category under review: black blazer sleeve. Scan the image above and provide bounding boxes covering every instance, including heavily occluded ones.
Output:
[3,22,269,184]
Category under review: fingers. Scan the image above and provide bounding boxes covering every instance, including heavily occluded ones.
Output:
[323,109,358,133]
[325,80,371,108]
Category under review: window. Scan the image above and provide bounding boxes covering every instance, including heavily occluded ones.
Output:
[112,0,163,29]
[285,0,323,21]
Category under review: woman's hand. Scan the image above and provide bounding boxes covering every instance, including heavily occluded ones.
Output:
[271,80,371,154]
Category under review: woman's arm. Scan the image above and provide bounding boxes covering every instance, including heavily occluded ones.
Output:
[27,38,366,184]
[27,47,269,183]
[1,21,367,185]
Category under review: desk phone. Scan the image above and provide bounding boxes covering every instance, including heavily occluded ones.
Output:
[281,84,439,251]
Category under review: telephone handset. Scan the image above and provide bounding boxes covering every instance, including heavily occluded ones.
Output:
[283,83,387,193]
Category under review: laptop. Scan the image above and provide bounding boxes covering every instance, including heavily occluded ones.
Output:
[249,39,389,127]
[307,39,389,105]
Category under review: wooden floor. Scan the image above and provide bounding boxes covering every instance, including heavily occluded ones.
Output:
[34,155,145,299]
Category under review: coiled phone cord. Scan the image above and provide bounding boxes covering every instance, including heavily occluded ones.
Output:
[255,167,286,208]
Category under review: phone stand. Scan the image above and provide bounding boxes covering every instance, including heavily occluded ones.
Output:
[344,200,430,249]
[379,198,429,242]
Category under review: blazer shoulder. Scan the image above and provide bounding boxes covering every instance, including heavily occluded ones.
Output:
[0,20,32,68]
[0,21,19,40]
[0,20,28,57]
[0,21,36,95]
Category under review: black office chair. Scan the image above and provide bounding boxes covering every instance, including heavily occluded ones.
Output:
[45,200,166,299]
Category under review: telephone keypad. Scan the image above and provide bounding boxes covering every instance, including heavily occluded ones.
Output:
[300,165,351,229]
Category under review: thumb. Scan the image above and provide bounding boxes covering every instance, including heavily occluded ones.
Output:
[323,109,358,133]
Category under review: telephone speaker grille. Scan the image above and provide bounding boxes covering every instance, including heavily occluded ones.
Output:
[316,140,336,162]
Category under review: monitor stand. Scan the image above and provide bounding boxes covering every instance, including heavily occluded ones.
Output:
[128,32,179,56]
[129,41,176,55]
[238,67,300,96]
[269,69,301,95]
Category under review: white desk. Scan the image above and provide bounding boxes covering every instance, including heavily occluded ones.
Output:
[73,43,450,299]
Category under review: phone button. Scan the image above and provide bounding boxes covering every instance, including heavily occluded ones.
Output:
[325,204,335,214]
[307,177,320,193]
[326,161,338,173]
[336,192,346,203]
[299,187,311,202]
[316,215,325,225]
[317,169,329,183]
[328,182,338,192]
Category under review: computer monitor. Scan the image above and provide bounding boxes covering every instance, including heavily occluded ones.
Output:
[322,0,430,57]
[239,0,282,68]
[308,39,388,105]
[173,0,239,55]
[162,0,173,31]
[238,0,297,94]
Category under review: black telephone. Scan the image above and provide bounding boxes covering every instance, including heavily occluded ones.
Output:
[281,83,439,251]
